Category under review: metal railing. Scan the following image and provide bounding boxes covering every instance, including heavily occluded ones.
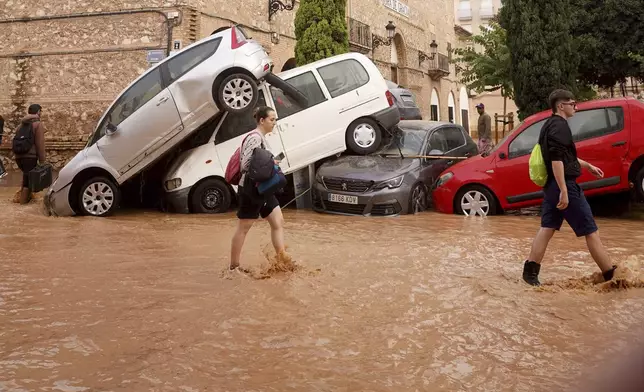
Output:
[429,53,450,73]
[349,18,371,49]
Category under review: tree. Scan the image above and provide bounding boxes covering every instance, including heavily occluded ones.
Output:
[452,22,513,121]
[294,0,349,66]
[499,0,579,120]
[572,0,644,91]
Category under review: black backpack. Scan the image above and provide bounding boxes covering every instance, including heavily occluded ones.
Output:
[12,119,38,155]
[248,147,276,183]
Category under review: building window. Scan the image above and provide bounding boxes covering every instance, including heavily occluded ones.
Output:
[457,0,472,21]
[480,0,495,19]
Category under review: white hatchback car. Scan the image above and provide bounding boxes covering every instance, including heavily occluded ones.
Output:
[45,25,280,217]
[162,52,401,214]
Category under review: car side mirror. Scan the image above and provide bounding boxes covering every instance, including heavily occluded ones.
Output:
[499,152,507,160]
[106,123,118,135]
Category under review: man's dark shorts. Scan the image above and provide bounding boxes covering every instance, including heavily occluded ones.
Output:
[236,185,280,220]
[541,179,598,237]
[16,157,38,188]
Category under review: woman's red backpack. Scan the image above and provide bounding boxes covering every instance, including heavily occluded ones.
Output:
[225,132,259,185]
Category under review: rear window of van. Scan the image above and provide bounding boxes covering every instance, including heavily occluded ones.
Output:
[317,59,370,98]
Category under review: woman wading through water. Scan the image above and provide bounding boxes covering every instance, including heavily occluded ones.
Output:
[230,106,291,272]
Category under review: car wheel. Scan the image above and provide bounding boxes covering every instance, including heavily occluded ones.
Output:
[636,165,644,201]
[409,183,428,214]
[215,73,258,114]
[78,176,119,217]
[455,185,497,217]
[191,178,232,214]
[346,118,382,155]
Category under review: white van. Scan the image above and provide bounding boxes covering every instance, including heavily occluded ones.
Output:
[163,52,400,214]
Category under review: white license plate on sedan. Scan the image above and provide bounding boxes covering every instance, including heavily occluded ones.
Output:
[328,193,358,204]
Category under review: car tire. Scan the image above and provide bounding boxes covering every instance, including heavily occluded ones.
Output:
[264,73,309,108]
[191,178,232,214]
[215,73,258,114]
[346,118,382,155]
[408,183,428,214]
[636,165,644,201]
[455,185,497,217]
[78,176,119,217]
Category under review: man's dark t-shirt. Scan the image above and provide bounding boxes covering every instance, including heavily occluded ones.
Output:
[538,114,581,184]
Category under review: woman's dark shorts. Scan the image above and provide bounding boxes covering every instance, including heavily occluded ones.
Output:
[541,179,598,237]
[236,185,280,220]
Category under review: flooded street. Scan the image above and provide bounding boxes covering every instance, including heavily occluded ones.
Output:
[1,186,644,392]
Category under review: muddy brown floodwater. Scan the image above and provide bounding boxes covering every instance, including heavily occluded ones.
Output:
[1,186,644,392]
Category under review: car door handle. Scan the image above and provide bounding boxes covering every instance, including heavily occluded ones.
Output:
[157,96,169,106]
[612,141,626,147]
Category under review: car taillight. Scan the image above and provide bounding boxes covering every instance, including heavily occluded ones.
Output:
[231,27,247,49]
[386,90,395,107]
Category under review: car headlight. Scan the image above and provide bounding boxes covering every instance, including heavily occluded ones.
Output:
[165,178,182,191]
[315,171,324,184]
[374,175,404,190]
[436,172,454,188]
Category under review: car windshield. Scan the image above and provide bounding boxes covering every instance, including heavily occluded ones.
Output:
[484,120,524,156]
[376,128,426,157]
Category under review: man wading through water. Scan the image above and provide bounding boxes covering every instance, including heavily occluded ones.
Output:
[230,106,289,272]
[13,104,46,204]
[522,89,617,286]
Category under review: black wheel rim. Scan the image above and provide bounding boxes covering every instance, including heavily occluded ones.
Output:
[412,186,427,213]
[202,188,223,210]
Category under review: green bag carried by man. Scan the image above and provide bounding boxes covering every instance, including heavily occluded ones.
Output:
[529,143,548,187]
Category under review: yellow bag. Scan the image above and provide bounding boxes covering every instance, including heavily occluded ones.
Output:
[529,143,548,187]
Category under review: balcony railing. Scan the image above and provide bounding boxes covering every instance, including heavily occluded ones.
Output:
[428,53,450,80]
[349,18,371,53]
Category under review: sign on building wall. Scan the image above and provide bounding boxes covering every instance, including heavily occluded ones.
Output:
[147,50,166,67]
[382,0,410,17]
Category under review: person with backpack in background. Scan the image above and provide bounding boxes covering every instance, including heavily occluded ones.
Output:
[522,89,616,286]
[12,104,46,204]
[228,106,289,272]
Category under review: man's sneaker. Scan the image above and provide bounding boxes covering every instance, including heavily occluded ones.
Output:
[602,265,617,282]
[522,260,541,286]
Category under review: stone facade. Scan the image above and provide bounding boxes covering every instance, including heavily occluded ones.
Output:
[0,0,472,172]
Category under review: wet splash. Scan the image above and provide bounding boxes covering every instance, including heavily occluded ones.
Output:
[7,188,42,204]
[539,257,644,293]
[246,246,302,280]
[220,245,303,280]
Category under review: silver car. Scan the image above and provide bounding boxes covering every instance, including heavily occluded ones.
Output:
[44,25,275,217]
[312,120,478,216]
[386,80,422,120]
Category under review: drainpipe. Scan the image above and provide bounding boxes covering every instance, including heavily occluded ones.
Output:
[0,9,176,56]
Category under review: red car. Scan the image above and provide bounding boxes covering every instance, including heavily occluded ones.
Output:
[432,97,644,216]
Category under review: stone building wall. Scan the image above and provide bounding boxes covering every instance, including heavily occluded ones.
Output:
[0,2,183,171]
[0,0,471,172]
[348,0,471,127]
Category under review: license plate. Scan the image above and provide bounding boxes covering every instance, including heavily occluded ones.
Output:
[328,193,358,204]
